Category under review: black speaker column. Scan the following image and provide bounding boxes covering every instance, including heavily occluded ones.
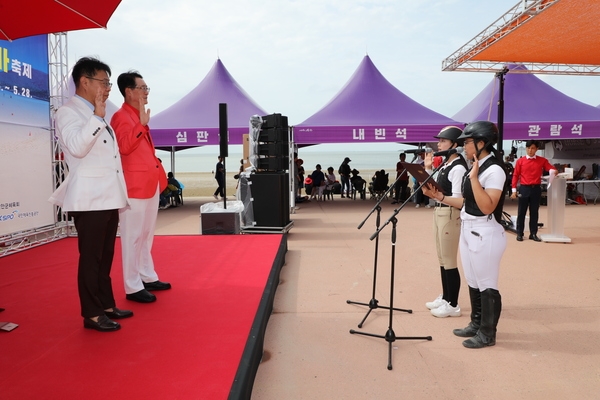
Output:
[219,103,228,158]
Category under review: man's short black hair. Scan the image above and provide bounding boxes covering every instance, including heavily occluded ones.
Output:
[117,70,143,97]
[525,140,539,148]
[72,57,111,88]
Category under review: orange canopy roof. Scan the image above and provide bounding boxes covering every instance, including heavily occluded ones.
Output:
[443,0,600,75]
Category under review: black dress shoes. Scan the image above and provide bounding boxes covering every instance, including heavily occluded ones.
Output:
[126,289,157,303]
[529,234,542,242]
[105,307,133,319]
[516,235,524,242]
[83,315,121,332]
[143,280,172,291]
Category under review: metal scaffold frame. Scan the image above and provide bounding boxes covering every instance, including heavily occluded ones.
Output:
[0,33,71,258]
[442,0,600,76]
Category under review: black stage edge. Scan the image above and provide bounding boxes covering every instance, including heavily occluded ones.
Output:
[228,234,288,400]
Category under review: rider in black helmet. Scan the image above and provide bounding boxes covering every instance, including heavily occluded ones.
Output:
[424,121,507,349]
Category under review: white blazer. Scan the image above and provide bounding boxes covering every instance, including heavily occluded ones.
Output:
[49,96,129,212]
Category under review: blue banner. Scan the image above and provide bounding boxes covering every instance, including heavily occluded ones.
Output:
[0,34,50,128]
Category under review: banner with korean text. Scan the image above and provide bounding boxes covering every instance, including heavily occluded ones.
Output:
[0,35,54,236]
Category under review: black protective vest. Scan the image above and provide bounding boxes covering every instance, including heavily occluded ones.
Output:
[436,156,468,197]
[462,156,505,223]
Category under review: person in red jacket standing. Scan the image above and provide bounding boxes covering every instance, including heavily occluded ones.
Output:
[111,71,171,303]
[510,140,557,242]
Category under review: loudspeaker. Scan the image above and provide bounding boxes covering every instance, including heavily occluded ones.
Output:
[257,113,288,172]
[261,113,288,129]
[219,103,228,157]
[257,157,288,171]
[258,142,287,157]
[250,173,290,227]
[258,127,287,142]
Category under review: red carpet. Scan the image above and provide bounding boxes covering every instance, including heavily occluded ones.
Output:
[0,234,286,399]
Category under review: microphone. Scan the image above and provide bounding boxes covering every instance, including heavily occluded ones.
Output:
[433,147,463,157]
[403,148,433,154]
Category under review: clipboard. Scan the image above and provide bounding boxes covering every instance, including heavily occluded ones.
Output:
[401,162,443,191]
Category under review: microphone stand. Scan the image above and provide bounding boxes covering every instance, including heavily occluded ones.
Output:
[347,170,411,328]
[350,159,446,370]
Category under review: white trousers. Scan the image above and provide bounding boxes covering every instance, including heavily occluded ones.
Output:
[459,217,506,291]
[119,186,160,294]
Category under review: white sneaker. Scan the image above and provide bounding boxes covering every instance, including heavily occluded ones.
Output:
[430,301,461,318]
[213,195,219,200]
[415,204,421,208]
[425,294,445,310]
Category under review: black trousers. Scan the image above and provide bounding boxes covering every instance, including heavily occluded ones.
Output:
[70,209,119,318]
[214,176,224,197]
[394,180,409,201]
[517,185,541,235]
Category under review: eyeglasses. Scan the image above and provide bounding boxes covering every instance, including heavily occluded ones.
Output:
[85,76,112,88]
[132,86,151,92]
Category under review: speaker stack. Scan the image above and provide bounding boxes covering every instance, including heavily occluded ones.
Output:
[257,113,289,172]
[250,113,290,229]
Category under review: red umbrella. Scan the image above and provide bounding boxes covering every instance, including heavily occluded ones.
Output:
[0,0,122,41]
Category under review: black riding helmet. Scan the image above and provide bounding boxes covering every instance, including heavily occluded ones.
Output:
[458,121,498,145]
[434,126,464,146]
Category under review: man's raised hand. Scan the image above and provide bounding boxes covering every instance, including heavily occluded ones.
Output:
[139,97,151,126]
[93,87,106,118]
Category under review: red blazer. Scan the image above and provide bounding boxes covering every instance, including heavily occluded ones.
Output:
[110,103,167,199]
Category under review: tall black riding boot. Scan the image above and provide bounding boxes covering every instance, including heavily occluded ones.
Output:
[453,286,480,337]
[463,288,501,349]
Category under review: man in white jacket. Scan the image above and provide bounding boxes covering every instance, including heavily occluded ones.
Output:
[50,57,132,332]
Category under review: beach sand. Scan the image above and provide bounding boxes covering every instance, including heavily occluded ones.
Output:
[176,172,239,197]
[177,170,381,197]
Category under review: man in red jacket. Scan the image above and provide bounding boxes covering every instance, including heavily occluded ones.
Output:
[111,71,171,303]
[511,140,557,242]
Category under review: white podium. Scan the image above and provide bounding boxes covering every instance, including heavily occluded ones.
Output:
[540,175,571,243]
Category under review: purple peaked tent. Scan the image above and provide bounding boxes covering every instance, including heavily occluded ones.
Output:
[453,64,600,140]
[294,55,460,145]
[150,59,268,148]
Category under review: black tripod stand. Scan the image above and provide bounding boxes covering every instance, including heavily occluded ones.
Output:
[347,171,411,328]
[350,160,446,370]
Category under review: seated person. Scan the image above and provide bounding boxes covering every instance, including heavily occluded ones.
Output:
[160,172,182,208]
[350,169,367,200]
[309,164,326,201]
[369,169,389,199]
[369,170,380,195]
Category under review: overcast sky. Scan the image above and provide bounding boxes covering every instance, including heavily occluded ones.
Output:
[67,0,600,128]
